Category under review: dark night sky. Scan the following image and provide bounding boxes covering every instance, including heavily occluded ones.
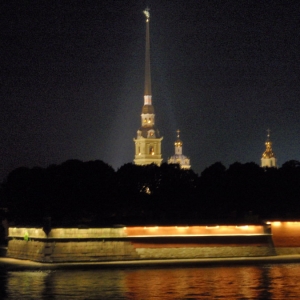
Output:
[1,1,300,181]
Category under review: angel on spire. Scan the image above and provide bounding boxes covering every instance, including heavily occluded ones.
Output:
[143,8,150,20]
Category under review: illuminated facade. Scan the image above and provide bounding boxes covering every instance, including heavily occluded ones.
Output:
[168,130,191,169]
[261,130,277,168]
[8,221,300,262]
[133,9,163,166]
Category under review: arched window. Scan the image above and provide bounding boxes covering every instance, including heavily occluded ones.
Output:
[150,146,154,155]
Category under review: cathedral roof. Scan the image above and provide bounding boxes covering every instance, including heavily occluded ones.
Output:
[169,154,188,160]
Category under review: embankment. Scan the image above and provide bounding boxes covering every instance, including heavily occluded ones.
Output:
[6,224,279,263]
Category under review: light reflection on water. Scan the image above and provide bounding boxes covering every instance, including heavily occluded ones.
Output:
[1,264,300,299]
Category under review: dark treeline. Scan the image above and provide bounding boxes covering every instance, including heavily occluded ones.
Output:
[1,159,300,227]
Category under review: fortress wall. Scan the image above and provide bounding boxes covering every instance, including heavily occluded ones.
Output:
[49,241,139,262]
[7,239,139,262]
[7,227,136,262]
[136,246,274,259]
[8,227,125,239]
[7,239,46,261]
[7,238,274,262]
[131,235,276,258]
[270,221,300,255]
[7,225,276,262]
[8,225,266,240]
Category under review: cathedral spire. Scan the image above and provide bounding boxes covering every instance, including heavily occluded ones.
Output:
[143,8,152,105]
[133,9,163,166]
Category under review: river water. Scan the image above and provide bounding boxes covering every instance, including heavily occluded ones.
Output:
[0,263,300,299]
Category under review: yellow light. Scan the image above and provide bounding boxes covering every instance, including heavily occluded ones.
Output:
[273,221,281,226]
[286,221,299,225]
[236,225,249,229]
[206,226,219,229]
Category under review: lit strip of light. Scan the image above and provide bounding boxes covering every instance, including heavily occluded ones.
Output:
[123,234,269,237]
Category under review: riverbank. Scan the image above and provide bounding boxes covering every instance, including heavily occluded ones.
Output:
[1,255,300,271]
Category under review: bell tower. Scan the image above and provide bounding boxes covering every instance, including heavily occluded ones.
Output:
[133,8,163,166]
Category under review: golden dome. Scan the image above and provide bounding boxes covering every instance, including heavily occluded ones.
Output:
[175,139,182,147]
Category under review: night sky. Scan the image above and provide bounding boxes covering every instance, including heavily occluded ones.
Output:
[1,1,300,181]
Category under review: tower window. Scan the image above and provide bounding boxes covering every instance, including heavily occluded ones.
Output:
[147,130,155,138]
[150,147,154,155]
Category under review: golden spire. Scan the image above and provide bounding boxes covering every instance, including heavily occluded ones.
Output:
[262,129,275,159]
[143,8,151,97]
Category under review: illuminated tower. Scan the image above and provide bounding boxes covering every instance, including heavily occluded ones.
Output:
[261,130,277,168]
[133,8,163,166]
[168,130,191,169]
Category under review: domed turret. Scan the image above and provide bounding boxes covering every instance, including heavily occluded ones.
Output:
[168,130,191,169]
[261,130,277,168]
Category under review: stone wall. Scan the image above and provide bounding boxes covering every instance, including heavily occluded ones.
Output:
[270,221,300,255]
[136,246,274,259]
[8,239,46,261]
[7,239,275,262]
[8,227,126,239]
[7,239,140,262]
[7,225,277,262]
